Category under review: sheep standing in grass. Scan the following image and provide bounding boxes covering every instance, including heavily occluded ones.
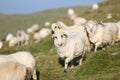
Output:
[116,21,120,41]
[0,41,3,49]
[52,32,86,72]
[0,51,36,80]
[0,61,31,80]
[102,22,119,44]
[27,24,39,34]
[17,30,29,45]
[9,37,19,47]
[33,28,51,43]
[92,3,99,10]
[68,8,87,25]
[44,21,51,27]
[51,23,91,52]
[6,33,14,42]
[85,20,113,52]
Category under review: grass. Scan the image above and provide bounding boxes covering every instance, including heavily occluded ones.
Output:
[0,0,120,80]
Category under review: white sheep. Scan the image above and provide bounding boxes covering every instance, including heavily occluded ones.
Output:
[0,61,31,80]
[6,33,14,42]
[0,51,36,80]
[102,22,119,44]
[33,28,51,43]
[51,23,91,52]
[107,13,112,19]
[9,37,19,47]
[68,8,75,16]
[85,20,113,52]
[16,30,29,45]
[44,21,51,27]
[92,3,99,10]
[52,32,86,72]
[0,41,3,49]
[116,21,120,41]
[27,24,39,34]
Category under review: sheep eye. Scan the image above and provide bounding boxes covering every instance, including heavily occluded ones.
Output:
[61,35,63,38]
[54,26,57,28]
[58,26,60,29]
[54,37,57,39]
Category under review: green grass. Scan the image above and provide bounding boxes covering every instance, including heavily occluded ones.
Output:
[0,0,120,80]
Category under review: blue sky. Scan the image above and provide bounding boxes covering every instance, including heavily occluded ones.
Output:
[0,0,103,15]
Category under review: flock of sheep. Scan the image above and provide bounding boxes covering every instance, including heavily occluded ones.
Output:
[51,6,120,72]
[0,3,120,80]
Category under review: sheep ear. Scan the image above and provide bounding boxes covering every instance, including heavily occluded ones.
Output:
[51,30,55,34]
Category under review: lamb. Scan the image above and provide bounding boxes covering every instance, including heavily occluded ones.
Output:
[0,41,3,49]
[0,61,31,80]
[85,20,113,52]
[51,23,91,52]
[52,32,86,72]
[0,51,36,80]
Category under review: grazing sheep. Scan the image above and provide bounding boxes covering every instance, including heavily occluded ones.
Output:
[33,28,51,43]
[51,23,91,52]
[92,3,99,10]
[0,41,3,49]
[0,61,31,80]
[0,51,36,80]
[6,33,14,42]
[27,24,39,34]
[16,30,29,45]
[52,32,86,72]
[85,20,113,52]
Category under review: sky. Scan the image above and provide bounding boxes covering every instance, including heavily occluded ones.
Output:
[0,0,103,15]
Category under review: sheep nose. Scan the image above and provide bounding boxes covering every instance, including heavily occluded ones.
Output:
[59,43,62,46]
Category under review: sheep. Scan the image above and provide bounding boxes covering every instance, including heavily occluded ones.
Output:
[0,51,36,80]
[52,32,86,72]
[102,22,119,44]
[9,37,19,47]
[116,21,120,41]
[67,8,87,25]
[27,24,39,34]
[6,33,14,42]
[44,21,51,27]
[85,20,113,52]
[16,30,29,45]
[92,3,99,10]
[68,8,75,16]
[0,61,31,80]
[0,41,3,49]
[33,28,51,43]
[51,23,91,52]
[107,13,112,19]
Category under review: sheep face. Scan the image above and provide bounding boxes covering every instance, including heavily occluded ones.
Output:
[85,20,98,33]
[51,23,61,34]
[52,32,67,47]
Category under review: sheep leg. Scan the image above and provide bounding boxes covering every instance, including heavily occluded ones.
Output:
[70,60,74,68]
[94,42,101,52]
[64,58,71,73]
[33,69,37,80]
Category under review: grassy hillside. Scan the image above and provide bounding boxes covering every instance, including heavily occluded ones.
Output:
[0,0,120,80]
